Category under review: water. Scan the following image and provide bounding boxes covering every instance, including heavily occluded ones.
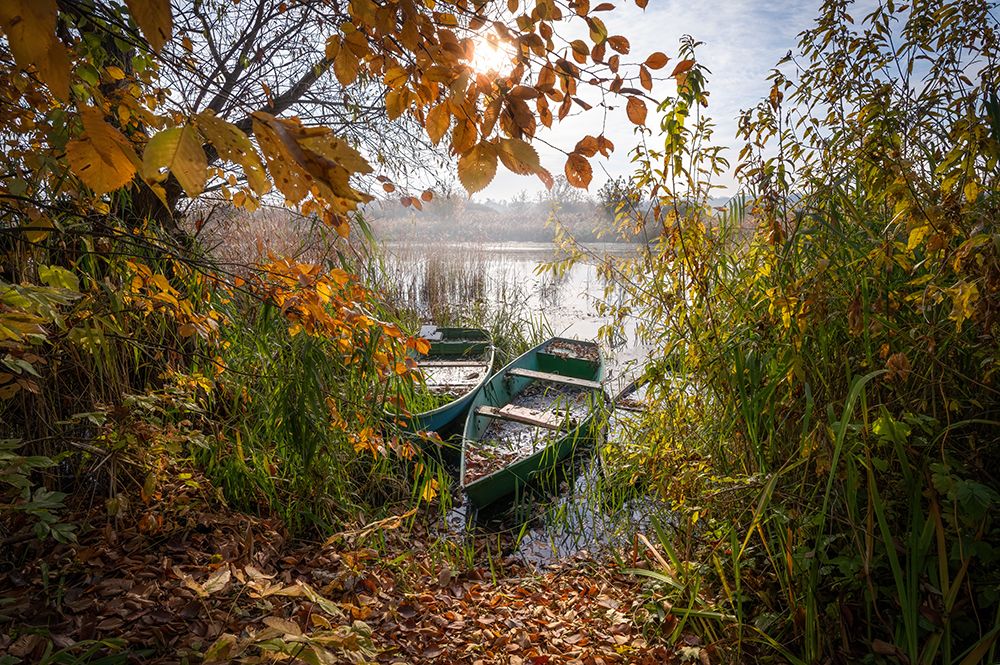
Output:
[384,241,664,567]
[382,241,653,390]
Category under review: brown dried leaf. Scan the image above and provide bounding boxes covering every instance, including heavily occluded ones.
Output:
[626,96,647,126]
[607,35,630,54]
[671,58,696,77]
[645,52,669,70]
[564,152,592,189]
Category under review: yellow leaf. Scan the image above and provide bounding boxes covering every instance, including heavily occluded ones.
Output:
[587,16,608,43]
[105,65,126,80]
[149,273,172,292]
[298,133,371,175]
[964,179,979,202]
[22,216,54,243]
[425,103,450,146]
[421,478,439,502]
[124,0,172,52]
[38,265,79,291]
[252,112,372,211]
[195,111,269,195]
[253,117,311,204]
[906,224,931,252]
[66,106,140,195]
[334,46,359,85]
[142,125,207,198]
[383,66,408,89]
[0,0,71,100]
[452,120,477,156]
[497,138,540,176]
[458,142,498,195]
[385,87,409,121]
[949,281,979,330]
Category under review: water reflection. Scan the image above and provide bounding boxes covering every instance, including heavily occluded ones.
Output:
[382,241,652,387]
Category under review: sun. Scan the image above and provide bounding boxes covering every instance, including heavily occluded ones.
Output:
[470,33,514,75]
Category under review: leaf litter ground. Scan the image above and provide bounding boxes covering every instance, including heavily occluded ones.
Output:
[0,466,689,663]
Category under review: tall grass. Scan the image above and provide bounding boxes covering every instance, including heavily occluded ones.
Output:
[369,243,552,365]
[586,15,1000,662]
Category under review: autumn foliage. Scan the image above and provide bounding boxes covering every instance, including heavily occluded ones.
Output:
[0,0,675,532]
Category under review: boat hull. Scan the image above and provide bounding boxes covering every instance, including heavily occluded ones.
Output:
[460,337,605,507]
[395,327,494,456]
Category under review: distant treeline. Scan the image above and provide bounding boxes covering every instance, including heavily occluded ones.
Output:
[365,190,737,243]
[364,196,624,243]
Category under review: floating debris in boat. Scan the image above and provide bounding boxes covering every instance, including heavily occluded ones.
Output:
[464,384,594,483]
[545,339,600,363]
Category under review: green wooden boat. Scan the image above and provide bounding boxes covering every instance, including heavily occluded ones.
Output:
[460,337,606,508]
[393,326,495,444]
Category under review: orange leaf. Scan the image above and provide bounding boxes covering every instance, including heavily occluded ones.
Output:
[574,135,599,158]
[564,152,592,189]
[330,268,350,286]
[626,97,647,126]
[645,52,669,70]
[452,120,477,155]
[607,35,630,55]
[671,59,695,77]
[640,65,652,91]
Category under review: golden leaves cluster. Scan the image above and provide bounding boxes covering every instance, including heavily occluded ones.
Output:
[318,0,674,194]
[0,0,686,210]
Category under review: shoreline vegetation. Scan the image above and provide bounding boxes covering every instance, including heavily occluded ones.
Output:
[2,0,998,663]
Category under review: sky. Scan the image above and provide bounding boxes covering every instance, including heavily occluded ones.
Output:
[477,0,822,200]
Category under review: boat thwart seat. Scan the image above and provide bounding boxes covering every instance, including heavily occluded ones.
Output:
[475,404,576,430]
[505,367,602,391]
[419,360,490,368]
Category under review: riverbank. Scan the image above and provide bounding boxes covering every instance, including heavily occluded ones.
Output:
[1,466,681,663]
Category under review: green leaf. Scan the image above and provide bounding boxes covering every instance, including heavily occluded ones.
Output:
[38,265,80,292]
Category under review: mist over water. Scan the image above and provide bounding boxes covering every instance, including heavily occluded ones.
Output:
[382,241,652,390]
